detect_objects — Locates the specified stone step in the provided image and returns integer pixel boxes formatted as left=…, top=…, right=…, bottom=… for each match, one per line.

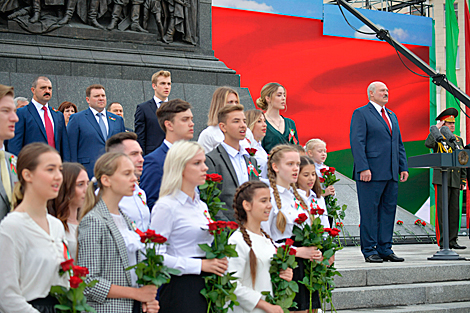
left=329, top=280, right=470, bottom=310
left=334, top=300, right=470, bottom=312
left=335, top=263, right=470, bottom=288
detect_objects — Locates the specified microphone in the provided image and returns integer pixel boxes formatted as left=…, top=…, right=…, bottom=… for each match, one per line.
left=430, top=125, right=445, bottom=143
left=440, top=126, right=457, bottom=146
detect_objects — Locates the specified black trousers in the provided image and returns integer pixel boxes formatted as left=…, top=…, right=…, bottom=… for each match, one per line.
left=435, top=185, right=460, bottom=246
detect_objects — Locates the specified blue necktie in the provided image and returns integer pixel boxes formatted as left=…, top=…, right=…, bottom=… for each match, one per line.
left=97, top=112, right=107, bottom=139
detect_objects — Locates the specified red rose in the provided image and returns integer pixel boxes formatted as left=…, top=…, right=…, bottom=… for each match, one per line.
left=60, top=259, right=74, bottom=272
left=332, top=228, right=341, bottom=232
left=329, top=230, right=340, bottom=237
left=323, top=228, right=331, bottom=233
left=396, top=220, right=403, bottom=225
left=414, top=219, right=421, bottom=225
left=320, top=168, right=328, bottom=174
left=289, top=248, right=296, bottom=255
left=328, top=167, right=336, bottom=174
left=285, top=238, right=294, bottom=246
left=421, top=221, right=426, bottom=226
left=140, top=234, right=149, bottom=243
left=294, top=213, right=308, bottom=224
left=207, top=173, right=223, bottom=182
left=319, top=178, right=325, bottom=183
left=216, top=221, right=227, bottom=228
left=280, top=245, right=286, bottom=251
left=151, top=234, right=168, bottom=244
left=69, top=275, right=83, bottom=288
left=72, top=265, right=89, bottom=277
left=245, top=148, right=257, bottom=156
left=208, top=222, right=218, bottom=231
left=316, top=208, right=325, bottom=215
left=227, top=221, right=239, bottom=230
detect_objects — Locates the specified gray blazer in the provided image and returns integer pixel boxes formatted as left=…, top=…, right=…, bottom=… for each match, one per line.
left=205, top=144, right=259, bottom=221
left=77, top=199, right=140, bottom=313
left=0, top=151, right=18, bottom=222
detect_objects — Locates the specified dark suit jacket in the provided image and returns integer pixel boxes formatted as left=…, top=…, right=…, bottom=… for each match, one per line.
left=134, top=98, right=165, bottom=155
left=140, top=142, right=169, bottom=210
left=67, top=108, right=126, bottom=178
left=425, top=133, right=466, bottom=188
left=350, top=102, right=408, bottom=181
left=7, top=102, right=71, bottom=161
left=205, top=144, right=259, bottom=221
left=0, top=151, right=18, bottom=222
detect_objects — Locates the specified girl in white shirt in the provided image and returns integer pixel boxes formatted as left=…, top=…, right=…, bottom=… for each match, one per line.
left=262, top=145, right=322, bottom=313
left=245, top=109, right=268, bottom=179
left=78, top=152, right=159, bottom=313
left=48, top=162, right=88, bottom=260
left=228, top=181, right=293, bottom=313
left=150, top=141, right=228, bottom=313
left=0, top=143, right=68, bottom=313
left=305, top=139, right=335, bottom=197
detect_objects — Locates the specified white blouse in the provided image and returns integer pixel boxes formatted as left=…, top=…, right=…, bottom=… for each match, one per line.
left=298, top=189, right=330, bottom=228
left=0, top=212, right=69, bottom=313
left=198, top=125, right=251, bottom=154
left=261, top=185, right=312, bottom=242
left=118, top=183, right=151, bottom=232
left=244, top=136, right=268, bottom=180
left=228, top=229, right=277, bottom=313
left=150, top=190, right=213, bottom=275
left=66, top=222, right=79, bottom=260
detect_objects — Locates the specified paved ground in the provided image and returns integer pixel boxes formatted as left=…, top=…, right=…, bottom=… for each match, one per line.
left=335, top=236, right=470, bottom=269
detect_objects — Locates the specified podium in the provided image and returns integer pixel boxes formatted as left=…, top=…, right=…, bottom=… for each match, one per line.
left=408, top=149, right=470, bottom=260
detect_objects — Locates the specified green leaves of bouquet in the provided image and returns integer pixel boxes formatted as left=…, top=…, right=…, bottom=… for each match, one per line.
left=127, top=229, right=180, bottom=288
left=263, top=238, right=299, bottom=313
left=199, top=221, right=239, bottom=313
left=320, top=167, right=347, bottom=225
left=199, top=174, right=226, bottom=218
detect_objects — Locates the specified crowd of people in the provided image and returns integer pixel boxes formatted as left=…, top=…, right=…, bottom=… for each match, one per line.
left=0, top=73, right=411, bottom=313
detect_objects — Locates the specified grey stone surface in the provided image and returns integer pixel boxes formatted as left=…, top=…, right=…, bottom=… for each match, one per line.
left=0, top=57, right=17, bottom=73
left=335, top=301, right=470, bottom=312
left=0, top=72, right=11, bottom=86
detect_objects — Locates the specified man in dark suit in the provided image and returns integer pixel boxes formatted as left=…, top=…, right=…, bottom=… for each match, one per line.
left=134, top=70, right=171, bottom=155
left=0, top=84, right=19, bottom=221
left=67, top=84, right=126, bottom=178
left=140, top=99, right=194, bottom=209
left=8, top=76, right=70, bottom=161
left=425, top=108, right=466, bottom=249
left=350, top=81, right=408, bottom=263
left=206, top=104, right=259, bottom=221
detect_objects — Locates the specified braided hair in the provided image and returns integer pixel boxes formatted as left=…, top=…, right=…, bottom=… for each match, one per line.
left=233, top=181, right=274, bottom=286
left=267, top=145, right=311, bottom=233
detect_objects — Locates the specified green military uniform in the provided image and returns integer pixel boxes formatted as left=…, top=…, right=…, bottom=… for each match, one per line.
left=424, top=108, right=466, bottom=248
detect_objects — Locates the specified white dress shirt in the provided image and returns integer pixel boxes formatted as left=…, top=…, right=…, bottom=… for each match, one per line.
left=228, top=229, right=277, bottom=313
left=153, top=96, right=168, bottom=110
left=89, top=107, right=109, bottom=134
left=32, top=99, right=55, bottom=131
left=198, top=126, right=251, bottom=154
left=118, top=183, right=151, bottom=232
left=221, top=142, right=249, bottom=185
left=261, top=185, right=312, bottom=242
left=150, top=190, right=213, bottom=275
left=163, top=139, right=173, bottom=149
left=246, top=139, right=268, bottom=179
left=66, top=222, right=79, bottom=261
left=0, top=212, right=69, bottom=313
left=298, top=189, right=330, bottom=228
left=370, top=101, right=392, bottom=131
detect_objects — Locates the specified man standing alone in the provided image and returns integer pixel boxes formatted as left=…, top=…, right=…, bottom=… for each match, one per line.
left=350, top=81, right=409, bottom=263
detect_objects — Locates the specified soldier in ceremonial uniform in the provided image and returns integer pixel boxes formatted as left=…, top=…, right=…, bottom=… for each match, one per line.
left=425, top=108, right=467, bottom=249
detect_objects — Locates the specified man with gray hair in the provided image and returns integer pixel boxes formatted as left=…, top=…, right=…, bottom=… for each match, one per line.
left=13, top=97, right=28, bottom=109
left=350, top=81, right=409, bottom=263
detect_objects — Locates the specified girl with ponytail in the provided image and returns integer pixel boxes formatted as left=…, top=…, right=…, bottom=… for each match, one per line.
left=263, top=145, right=322, bottom=313
left=0, top=143, right=68, bottom=313
left=228, top=181, right=292, bottom=313
left=77, top=152, right=159, bottom=313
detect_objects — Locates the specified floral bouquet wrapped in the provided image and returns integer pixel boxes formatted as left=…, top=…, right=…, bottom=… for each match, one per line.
left=320, top=167, right=347, bottom=227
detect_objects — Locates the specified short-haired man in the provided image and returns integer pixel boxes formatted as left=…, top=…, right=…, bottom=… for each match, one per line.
left=106, top=132, right=150, bottom=231
left=0, top=85, right=18, bottom=221
left=8, top=76, right=70, bottom=162
left=205, top=104, right=259, bottom=221
left=67, top=84, right=126, bottom=178
left=134, top=71, right=171, bottom=155
left=140, top=99, right=194, bottom=209
left=14, top=97, right=28, bottom=109
left=108, top=102, right=133, bottom=132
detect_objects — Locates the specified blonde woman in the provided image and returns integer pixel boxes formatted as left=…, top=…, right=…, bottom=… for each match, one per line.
left=77, top=152, right=159, bottom=313
left=150, top=141, right=228, bottom=313
left=256, top=83, right=299, bottom=153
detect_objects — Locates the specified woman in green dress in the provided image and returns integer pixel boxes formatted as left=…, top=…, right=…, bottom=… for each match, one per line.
left=256, top=83, right=299, bottom=154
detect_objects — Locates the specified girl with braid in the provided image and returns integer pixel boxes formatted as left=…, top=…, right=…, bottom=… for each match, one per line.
left=261, top=145, right=322, bottom=313
left=228, top=181, right=293, bottom=313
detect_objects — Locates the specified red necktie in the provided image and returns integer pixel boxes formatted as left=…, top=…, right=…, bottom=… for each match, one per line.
left=381, top=108, right=392, bottom=135
left=42, top=106, right=56, bottom=148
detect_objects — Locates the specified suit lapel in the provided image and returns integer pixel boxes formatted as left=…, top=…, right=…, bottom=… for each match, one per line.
left=27, top=103, right=47, bottom=140
left=217, top=145, right=239, bottom=187
left=85, top=109, right=106, bottom=143
left=0, top=153, right=14, bottom=211
left=50, top=109, right=61, bottom=148
left=368, top=102, right=391, bottom=136
left=96, top=200, right=132, bottom=286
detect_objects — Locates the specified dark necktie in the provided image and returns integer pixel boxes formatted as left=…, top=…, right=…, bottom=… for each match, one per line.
left=381, top=108, right=392, bottom=134
left=42, top=106, right=55, bottom=147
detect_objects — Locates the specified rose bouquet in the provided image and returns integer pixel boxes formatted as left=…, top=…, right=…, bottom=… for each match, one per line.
left=198, top=221, right=239, bottom=313
left=127, top=229, right=180, bottom=287
left=199, top=173, right=226, bottom=218
left=319, top=227, right=342, bottom=313
left=262, top=238, right=299, bottom=313
left=320, top=167, right=347, bottom=228
left=49, top=259, right=97, bottom=313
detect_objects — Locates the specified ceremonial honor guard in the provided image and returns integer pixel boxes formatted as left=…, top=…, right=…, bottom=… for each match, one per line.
left=425, top=108, right=467, bottom=249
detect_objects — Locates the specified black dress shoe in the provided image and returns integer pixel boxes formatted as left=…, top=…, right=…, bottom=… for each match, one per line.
left=382, top=253, right=404, bottom=262
left=450, top=243, right=467, bottom=249
left=365, top=255, right=383, bottom=263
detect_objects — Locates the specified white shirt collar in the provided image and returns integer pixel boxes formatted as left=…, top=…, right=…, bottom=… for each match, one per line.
left=221, top=142, right=248, bottom=158
left=164, top=139, right=173, bottom=149
left=174, top=189, right=200, bottom=206
left=32, top=98, right=48, bottom=110
left=89, top=106, right=106, bottom=117
left=370, top=101, right=386, bottom=114
left=153, top=96, right=168, bottom=106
